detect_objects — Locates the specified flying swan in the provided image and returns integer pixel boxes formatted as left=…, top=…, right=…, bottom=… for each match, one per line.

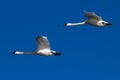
left=65, top=11, right=112, bottom=27
left=12, top=36, right=60, bottom=56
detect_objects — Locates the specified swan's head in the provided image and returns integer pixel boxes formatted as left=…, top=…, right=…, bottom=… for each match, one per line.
left=12, top=51, right=24, bottom=54
left=97, top=20, right=112, bottom=26
left=64, top=23, right=73, bottom=26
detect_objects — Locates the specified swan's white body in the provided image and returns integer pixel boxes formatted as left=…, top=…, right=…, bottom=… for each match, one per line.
left=13, top=36, right=60, bottom=56
left=65, top=11, right=112, bottom=27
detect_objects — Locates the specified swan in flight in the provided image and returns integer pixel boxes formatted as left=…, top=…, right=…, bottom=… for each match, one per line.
left=65, top=11, right=112, bottom=27
left=12, top=36, right=60, bottom=56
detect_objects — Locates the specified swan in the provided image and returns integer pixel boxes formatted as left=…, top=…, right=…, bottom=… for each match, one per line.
left=65, top=11, right=112, bottom=27
left=12, top=36, right=60, bottom=56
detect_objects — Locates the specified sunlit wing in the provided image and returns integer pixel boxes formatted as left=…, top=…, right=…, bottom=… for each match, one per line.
left=84, top=11, right=102, bottom=20
left=36, top=36, right=50, bottom=51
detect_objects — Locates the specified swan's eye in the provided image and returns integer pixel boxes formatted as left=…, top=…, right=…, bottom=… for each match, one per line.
left=102, top=22, right=105, bottom=24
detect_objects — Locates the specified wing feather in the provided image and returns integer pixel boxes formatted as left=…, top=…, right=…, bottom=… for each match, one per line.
left=36, top=36, right=50, bottom=51
left=84, top=11, right=102, bottom=20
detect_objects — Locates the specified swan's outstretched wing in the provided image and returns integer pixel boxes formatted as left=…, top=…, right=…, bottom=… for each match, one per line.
left=84, top=11, right=102, bottom=20
left=36, top=36, right=50, bottom=51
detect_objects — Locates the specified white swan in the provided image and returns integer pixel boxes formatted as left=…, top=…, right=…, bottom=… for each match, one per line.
left=12, top=36, right=60, bottom=56
left=65, top=11, right=112, bottom=27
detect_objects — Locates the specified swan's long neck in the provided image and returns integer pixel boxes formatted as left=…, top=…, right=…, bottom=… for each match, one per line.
left=13, top=51, right=33, bottom=54
left=65, top=21, right=86, bottom=26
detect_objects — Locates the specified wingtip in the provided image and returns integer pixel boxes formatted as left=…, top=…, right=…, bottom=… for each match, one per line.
left=84, top=11, right=95, bottom=14
left=36, top=36, right=47, bottom=39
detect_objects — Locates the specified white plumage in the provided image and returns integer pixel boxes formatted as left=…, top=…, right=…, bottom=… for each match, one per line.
left=12, top=36, right=60, bottom=56
left=65, top=11, right=112, bottom=27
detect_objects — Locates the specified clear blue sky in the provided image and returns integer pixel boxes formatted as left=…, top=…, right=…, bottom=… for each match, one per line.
left=0, top=0, right=120, bottom=80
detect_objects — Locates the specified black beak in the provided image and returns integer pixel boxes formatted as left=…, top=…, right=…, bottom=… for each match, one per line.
left=106, top=23, right=112, bottom=25
left=63, top=23, right=67, bottom=26
left=51, top=51, right=61, bottom=56
left=54, top=52, right=61, bottom=56
left=11, top=51, right=16, bottom=54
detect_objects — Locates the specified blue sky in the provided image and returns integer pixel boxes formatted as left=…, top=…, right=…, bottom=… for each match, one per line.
left=0, top=0, right=120, bottom=80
